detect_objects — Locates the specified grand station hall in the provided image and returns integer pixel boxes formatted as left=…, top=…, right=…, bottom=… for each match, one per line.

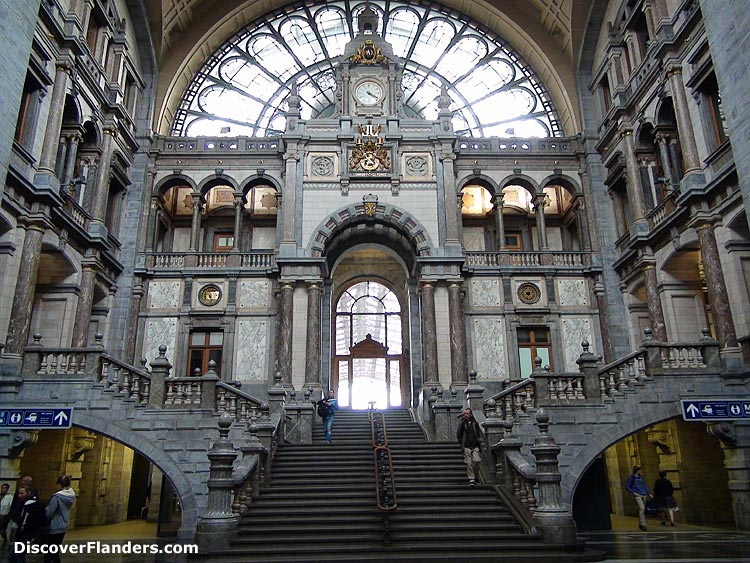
left=1, top=0, right=750, bottom=561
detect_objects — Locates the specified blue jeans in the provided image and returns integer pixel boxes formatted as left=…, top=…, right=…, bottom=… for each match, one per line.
left=323, top=415, right=334, bottom=442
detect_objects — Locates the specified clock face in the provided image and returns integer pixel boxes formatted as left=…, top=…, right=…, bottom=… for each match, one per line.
left=354, top=80, right=384, bottom=105
left=198, top=284, right=222, bottom=307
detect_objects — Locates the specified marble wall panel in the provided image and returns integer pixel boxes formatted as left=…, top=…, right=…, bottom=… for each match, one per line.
left=149, top=281, right=181, bottom=309
left=239, top=280, right=270, bottom=309
left=561, top=317, right=593, bottom=372
left=143, top=317, right=177, bottom=369
left=463, top=227, right=485, bottom=251
left=235, top=319, right=268, bottom=381
left=470, top=279, right=502, bottom=307
left=558, top=279, right=588, bottom=306
left=472, top=317, right=505, bottom=379
left=252, top=227, right=276, bottom=250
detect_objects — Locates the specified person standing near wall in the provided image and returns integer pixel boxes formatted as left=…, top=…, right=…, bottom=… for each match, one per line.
left=625, top=465, right=651, bottom=531
left=0, top=483, right=12, bottom=547
left=321, top=389, right=339, bottom=444
left=653, top=470, right=678, bottom=527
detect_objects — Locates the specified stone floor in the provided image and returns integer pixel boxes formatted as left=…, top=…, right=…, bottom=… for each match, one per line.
left=2, top=516, right=749, bottom=562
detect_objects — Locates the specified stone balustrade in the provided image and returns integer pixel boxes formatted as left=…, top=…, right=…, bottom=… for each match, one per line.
left=463, top=250, right=590, bottom=269
left=148, top=251, right=276, bottom=270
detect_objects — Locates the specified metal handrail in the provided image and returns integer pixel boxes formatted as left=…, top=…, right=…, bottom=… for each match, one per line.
left=368, top=408, right=397, bottom=544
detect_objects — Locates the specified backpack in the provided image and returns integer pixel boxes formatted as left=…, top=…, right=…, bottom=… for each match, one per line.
left=316, top=400, right=330, bottom=418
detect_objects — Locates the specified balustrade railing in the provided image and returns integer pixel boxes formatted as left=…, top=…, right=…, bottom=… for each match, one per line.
left=483, top=378, right=536, bottom=420
left=98, top=355, right=151, bottom=405
left=369, top=409, right=397, bottom=544
left=216, top=382, right=265, bottom=424
left=463, top=250, right=589, bottom=268
left=149, top=252, right=276, bottom=270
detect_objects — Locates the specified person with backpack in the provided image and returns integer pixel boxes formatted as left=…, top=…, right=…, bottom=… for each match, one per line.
left=457, top=408, right=483, bottom=486
left=9, top=485, right=45, bottom=563
left=625, top=465, right=651, bottom=531
left=317, top=390, right=339, bottom=444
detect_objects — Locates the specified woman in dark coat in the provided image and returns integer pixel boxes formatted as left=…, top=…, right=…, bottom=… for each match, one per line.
left=653, top=471, right=678, bottom=526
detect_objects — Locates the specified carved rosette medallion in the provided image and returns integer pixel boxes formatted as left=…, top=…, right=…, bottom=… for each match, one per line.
left=517, top=282, right=541, bottom=305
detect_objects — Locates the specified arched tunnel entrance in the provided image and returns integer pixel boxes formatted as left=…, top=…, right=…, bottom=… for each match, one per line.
left=572, top=416, right=734, bottom=531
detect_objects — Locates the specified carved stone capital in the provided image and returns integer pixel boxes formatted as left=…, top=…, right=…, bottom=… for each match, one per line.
left=707, top=421, right=737, bottom=448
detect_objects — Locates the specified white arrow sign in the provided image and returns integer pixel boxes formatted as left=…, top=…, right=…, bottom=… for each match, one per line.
left=53, top=411, right=68, bottom=426
left=685, top=403, right=700, bottom=418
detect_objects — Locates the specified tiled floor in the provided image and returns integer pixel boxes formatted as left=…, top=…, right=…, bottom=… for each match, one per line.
left=2, top=516, right=749, bottom=562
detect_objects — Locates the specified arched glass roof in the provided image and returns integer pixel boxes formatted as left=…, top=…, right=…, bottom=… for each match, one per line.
left=171, top=1, right=562, bottom=138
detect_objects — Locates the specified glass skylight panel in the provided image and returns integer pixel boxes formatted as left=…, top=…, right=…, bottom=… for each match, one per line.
left=173, top=0, right=561, bottom=138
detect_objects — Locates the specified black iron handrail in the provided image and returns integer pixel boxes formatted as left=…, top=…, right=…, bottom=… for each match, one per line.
left=368, top=408, right=397, bottom=544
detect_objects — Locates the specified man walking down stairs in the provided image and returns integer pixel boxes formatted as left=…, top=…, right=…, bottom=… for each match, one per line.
left=207, top=410, right=597, bottom=562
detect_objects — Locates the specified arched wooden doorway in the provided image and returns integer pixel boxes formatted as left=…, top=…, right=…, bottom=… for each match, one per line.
left=332, top=281, right=405, bottom=409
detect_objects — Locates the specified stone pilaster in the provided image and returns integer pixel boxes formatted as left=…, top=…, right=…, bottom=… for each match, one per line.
left=5, top=223, right=45, bottom=355
left=440, top=150, right=460, bottom=251
left=304, top=282, right=322, bottom=387
left=275, top=282, right=294, bottom=385
left=697, top=223, right=738, bottom=348
left=420, top=281, right=438, bottom=385
left=280, top=149, right=299, bottom=255
left=642, top=261, right=668, bottom=342
left=447, top=281, right=468, bottom=385
left=593, top=282, right=614, bottom=362
left=711, top=421, right=750, bottom=530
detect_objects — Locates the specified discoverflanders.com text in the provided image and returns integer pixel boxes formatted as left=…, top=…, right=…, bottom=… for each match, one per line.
left=14, top=540, right=199, bottom=556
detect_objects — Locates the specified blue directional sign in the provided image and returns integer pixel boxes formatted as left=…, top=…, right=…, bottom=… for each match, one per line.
left=0, top=408, right=73, bottom=428
left=681, top=400, right=750, bottom=421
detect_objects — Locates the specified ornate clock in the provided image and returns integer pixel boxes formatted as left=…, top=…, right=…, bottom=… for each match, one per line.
left=354, top=80, right=384, bottom=105
left=198, top=284, right=222, bottom=307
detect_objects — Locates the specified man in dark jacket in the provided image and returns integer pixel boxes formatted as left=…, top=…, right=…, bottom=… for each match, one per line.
left=9, top=485, right=45, bottom=563
left=457, top=408, right=482, bottom=486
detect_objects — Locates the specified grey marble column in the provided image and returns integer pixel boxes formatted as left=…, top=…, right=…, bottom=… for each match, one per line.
left=275, top=282, right=295, bottom=385
left=666, top=66, right=701, bottom=173
left=62, top=133, right=81, bottom=187
left=533, top=192, right=549, bottom=250
left=5, top=224, right=45, bottom=354
left=88, top=125, right=115, bottom=222
left=621, top=128, right=648, bottom=221
left=37, top=61, right=72, bottom=176
left=71, top=264, right=97, bottom=347
left=420, top=281, right=439, bottom=385
left=304, top=282, right=322, bottom=386
left=189, top=193, right=203, bottom=251
left=642, top=263, right=668, bottom=342
left=232, top=193, right=244, bottom=251
left=448, top=282, right=468, bottom=385
left=492, top=193, right=506, bottom=250
left=125, top=283, right=144, bottom=363
left=656, top=133, right=677, bottom=189
left=697, top=223, right=738, bottom=348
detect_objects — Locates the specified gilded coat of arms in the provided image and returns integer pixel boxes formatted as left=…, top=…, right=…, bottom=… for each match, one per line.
left=349, top=39, right=387, bottom=64
left=349, top=123, right=390, bottom=172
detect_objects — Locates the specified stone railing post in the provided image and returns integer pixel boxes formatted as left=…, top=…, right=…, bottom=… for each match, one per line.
left=432, top=390, right=462, bottom=442
left=200, top=360, right=220, bottom=411
left=196, top=413, right=239, bottom=552
left=576, top=340, right=602, bottom=402
left=640, top=328, right=664, bottom=376
left=83, top=333, right=105, bottom=378
left=530, top=357, right=549, bottom=403
left=530, top=408, right=577, bottom=545
left=238, top=416, right=266, bottom=503
left=699, top=328, right=721, bottom=370
left=482, top=399, right=506, bottom=484
left=267, top=370, right=286, bottom=416
left=464, top=370, right=485, bottom=414
left=148, top=345, right=171, bottom=408
left=255, top=404, right=275, bottom=481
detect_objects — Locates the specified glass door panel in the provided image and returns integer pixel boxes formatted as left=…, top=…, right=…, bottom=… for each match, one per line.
left=351, top=358, right=387, bottom=410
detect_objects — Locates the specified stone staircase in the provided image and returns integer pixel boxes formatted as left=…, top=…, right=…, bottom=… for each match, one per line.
left=211, top=410, right=596, bottom=562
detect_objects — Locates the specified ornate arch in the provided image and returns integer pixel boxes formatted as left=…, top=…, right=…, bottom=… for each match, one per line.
left=499, top=173, right=539, bottom=195
left=197, top=173, right=239, bottom=196
left=153, top=173, right=198, bottom=196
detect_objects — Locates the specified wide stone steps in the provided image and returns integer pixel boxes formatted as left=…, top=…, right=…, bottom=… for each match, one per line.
left=213, top=410, right=592, bottom=562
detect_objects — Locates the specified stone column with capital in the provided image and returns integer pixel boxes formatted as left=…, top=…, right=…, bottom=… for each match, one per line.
left=71, top=263, right=97, bottom=347
left=304, top=282, right=322, bottom=387
left=189, top=193, right=204, bottom=251
left=5, top=224, right=45, bottom=355
left=87, top=124, right=116, bottom=230
left=666, top=66, right=701, bottom=174
left=642, top=262, right=668, bottom=342
left=533, top=192, right=549, bottom=250
left=593, top=282, right=614, bottom=363
left=232, top=193, right=244, bottom=251
left=35, top=60, right=72, bottom=192
left=420, top=281, right=439, bottom=385
left=448, top=282, right=468, bottom=385
left=697, top=223, right=738, bottom=348
left=655, top=133, right=678, bottom=190
left=275, top=282, right=295, bottom=385
left=621, top=128, right=648, bottom=223
left=492, top=192, right=506, bottom=250
left=62, top=132, right=82, bottom=188
left=280, top=149, right=299, bottom=255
